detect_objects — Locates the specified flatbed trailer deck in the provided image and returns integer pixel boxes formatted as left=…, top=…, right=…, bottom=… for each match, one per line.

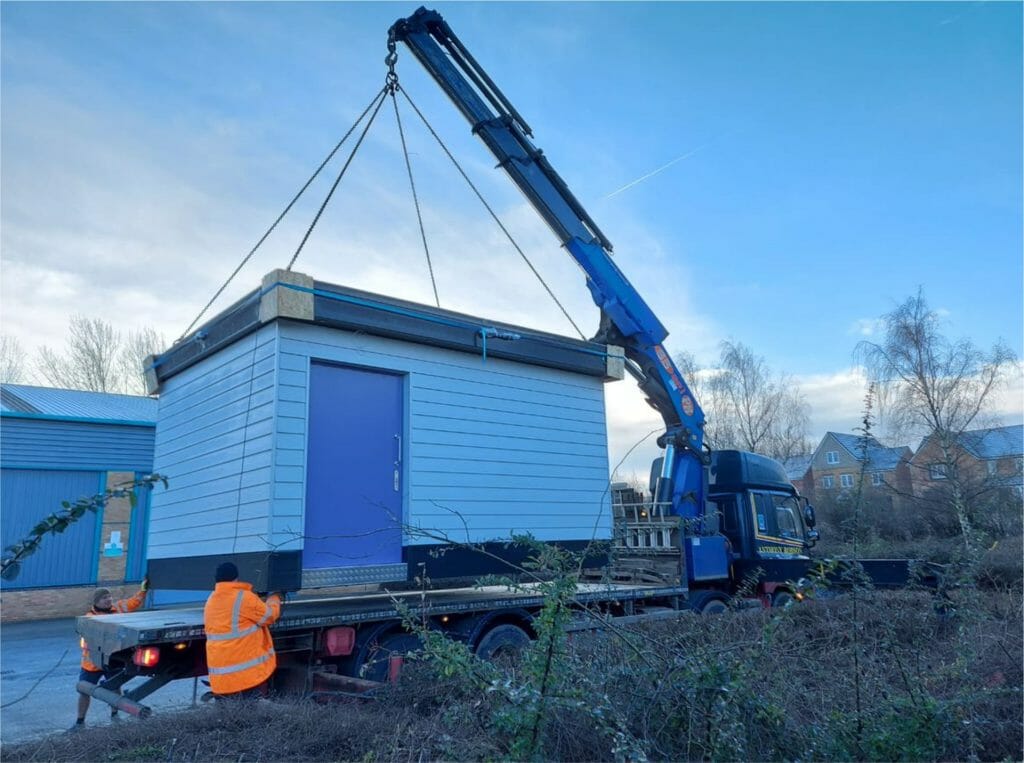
left=78, top=582, right=687, bottom=685
left=76, top=568, right=937, bottom=716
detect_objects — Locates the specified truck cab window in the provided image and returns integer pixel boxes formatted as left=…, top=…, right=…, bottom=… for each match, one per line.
left=713, top=495, right=739, bottom=534
left=776, top=504, right=799, bottom=539
left=752, top=492, right=807, bottom=541
left=752, top=492, right=776, bottom=535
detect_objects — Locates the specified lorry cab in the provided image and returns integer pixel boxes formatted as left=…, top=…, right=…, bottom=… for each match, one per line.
left=707, top=450, right=818, bottom=562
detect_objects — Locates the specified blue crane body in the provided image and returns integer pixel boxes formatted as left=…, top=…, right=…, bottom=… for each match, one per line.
left=389, top=7, right=737, bottom=580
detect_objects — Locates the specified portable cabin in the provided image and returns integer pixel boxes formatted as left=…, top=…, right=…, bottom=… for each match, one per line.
left=145, top=270, right=623, bottom=596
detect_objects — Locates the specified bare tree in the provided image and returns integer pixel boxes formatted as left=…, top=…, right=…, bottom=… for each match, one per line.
left=676, top=342, right=812, bottom=461
left=0, top=335, right=27, bottom=384
left=36, top=316, right=123, bottom=392
left=674, top=350, right=735, bottom=452
left=119, top=328, right=166, bottom=395
left=856, top=289, right=1015, bottom=548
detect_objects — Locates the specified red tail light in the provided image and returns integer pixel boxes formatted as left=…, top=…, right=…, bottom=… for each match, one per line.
left=324, top=626, right=356, bottom=656
left=133, top=646, right=160, bottom=667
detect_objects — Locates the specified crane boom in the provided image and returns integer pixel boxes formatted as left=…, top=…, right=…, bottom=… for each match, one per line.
left=389, top=7, right=708, bottom=517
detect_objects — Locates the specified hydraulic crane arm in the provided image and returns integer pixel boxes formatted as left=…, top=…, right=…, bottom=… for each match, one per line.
left=389, top=8, right=708, bottom=513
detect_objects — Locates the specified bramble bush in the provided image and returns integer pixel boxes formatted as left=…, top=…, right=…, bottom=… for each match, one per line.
left=8, top=583, right=1020, bottom=761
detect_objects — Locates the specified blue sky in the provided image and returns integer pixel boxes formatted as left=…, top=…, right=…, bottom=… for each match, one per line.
left=2, top=2, right=1021, bottom=474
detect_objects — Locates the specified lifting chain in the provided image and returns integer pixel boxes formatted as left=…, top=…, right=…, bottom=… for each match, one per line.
left=385, top=38, right=399, bottom=94
left=383, top=31, right=582, bottom=334
left=386, top=37, right=441, bottom=307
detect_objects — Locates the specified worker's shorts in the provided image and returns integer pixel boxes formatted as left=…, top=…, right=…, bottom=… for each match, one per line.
left=79, top=667, right=117, bottom=684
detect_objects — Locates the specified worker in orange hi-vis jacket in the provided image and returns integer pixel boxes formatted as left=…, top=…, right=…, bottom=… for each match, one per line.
left=73, top=579, right=148, bottom=730
left=203, top=562, right=283, bottom=701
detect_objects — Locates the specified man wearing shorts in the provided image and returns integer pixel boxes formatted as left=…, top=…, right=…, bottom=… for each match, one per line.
left=73, top=581, right=147, bottom=729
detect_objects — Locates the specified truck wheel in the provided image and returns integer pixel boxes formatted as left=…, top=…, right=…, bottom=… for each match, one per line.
left=688, top=591, right=728, bottom=615
left=772, top=591, right=794, bottom=609
left=475, top=624, right=531, bottom=662
left=360, top=632, right=421, bottom=683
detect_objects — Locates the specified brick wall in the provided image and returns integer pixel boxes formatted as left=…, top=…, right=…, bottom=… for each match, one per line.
left=97, top=471, right=133, bottom=583
left=0, top=583, right=145, bottom=624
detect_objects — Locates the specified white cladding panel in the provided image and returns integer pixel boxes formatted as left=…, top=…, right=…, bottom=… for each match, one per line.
left=147, top=325, right=279, bottom=559
left=278, top=322, right=613, bottom=545
left=148, top=320, right=613, bottom=562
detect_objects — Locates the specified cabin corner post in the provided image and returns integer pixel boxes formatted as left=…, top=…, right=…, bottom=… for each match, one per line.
left=260, top=269, right=315, bottom=323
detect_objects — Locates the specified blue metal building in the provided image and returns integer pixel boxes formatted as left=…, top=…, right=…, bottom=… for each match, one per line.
left=1, top=384, right=158, bottom=590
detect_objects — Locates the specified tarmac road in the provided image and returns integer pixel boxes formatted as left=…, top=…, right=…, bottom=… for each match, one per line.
left=1, top=617, right=200, bottom=746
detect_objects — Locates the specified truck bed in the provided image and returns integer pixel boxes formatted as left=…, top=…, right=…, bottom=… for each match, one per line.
left=78, top=582, right=685, bottom=660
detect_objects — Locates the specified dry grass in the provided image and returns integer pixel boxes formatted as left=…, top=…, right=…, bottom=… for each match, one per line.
left=4, top=589, right=1021, bottom=762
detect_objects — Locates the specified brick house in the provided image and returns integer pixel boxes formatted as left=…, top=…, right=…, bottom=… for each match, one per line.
left=782, top=454, right=814, bottom=497
left=909, top=424, right=1024, bottom=500
left=0, top=384, right=157, bottom=622
left=807, top=432, right=913, bottom=503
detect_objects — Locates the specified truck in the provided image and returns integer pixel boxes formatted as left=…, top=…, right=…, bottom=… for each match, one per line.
left=77, top=7, right=929, bottom=716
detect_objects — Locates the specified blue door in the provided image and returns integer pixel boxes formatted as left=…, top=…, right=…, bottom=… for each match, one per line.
left=304, top=362, right=404, bottom=570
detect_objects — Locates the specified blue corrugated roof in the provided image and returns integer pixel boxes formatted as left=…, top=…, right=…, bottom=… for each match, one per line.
left=959, top=425, right=1024, bottom=460
left=827, top=432, right=907, bottom=471
left=0, top=384, right=157, bottom=424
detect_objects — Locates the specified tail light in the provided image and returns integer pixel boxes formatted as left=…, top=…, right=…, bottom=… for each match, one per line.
left=324, top=626, right=356, bottom=657
left=133, top=646, right=160, bottom=667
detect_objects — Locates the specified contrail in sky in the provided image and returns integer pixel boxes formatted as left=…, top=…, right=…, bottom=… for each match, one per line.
left=602, top=131, right=735, bottom=200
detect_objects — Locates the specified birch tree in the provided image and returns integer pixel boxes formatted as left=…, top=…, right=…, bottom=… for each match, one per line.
left=676, top=342, right=812, bottom=461
left=0, top=335, right=27, bottom=384
left=35, top=316, right=164, bottom=395
left=857, top=289, right=1015, bottom=547
left=119, top=327, right=166, bottom=395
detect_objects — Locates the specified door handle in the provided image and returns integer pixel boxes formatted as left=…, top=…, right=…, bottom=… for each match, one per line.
left=394, top=434, right=402, bottom=492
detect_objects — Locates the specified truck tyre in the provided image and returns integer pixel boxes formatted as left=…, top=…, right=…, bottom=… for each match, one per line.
left=475, top=624, right=531, bottom=662
left=688, top=591, right=728, bottom=615
left=771, top=590, right=794, bottom=609
left=360, top=632, right=422, bottom=683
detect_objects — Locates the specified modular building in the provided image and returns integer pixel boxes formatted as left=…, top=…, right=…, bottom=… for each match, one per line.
left=145, top=270, right=623, bottom=599
left=0, top=384, right=157, bottom=622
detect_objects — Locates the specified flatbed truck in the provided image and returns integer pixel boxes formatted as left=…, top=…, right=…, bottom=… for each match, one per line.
left=78, top=581, right=697, bottom=716
left=77, top=449, right=930, bottom=717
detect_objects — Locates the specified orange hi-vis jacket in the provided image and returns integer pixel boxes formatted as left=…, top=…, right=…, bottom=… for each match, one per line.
left=80, top=589, right=147, bottom=671
left=204, top=582, right=282, bottom=695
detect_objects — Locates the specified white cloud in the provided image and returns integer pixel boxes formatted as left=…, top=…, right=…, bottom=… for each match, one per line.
left=991, top=361, right=1024, bottom=425
left=848, top=318, right=884, bottom=337
left=797, top=368, right=872, bottom=439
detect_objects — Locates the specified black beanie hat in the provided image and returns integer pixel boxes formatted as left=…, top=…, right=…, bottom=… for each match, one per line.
left=215, top=562, right=239, bottom=583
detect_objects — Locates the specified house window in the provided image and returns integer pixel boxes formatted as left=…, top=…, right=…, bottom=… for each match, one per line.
left=840, top=474, right=854, bottom=488
left=871, top=472, right=883, bottom=487
left=929, top=463, right=948, bottom=480
left=822, top=475, right=834, bottom=489
left=826, top=451, right=839, bottom=465
left=986, top=460, right=998, bottom=476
